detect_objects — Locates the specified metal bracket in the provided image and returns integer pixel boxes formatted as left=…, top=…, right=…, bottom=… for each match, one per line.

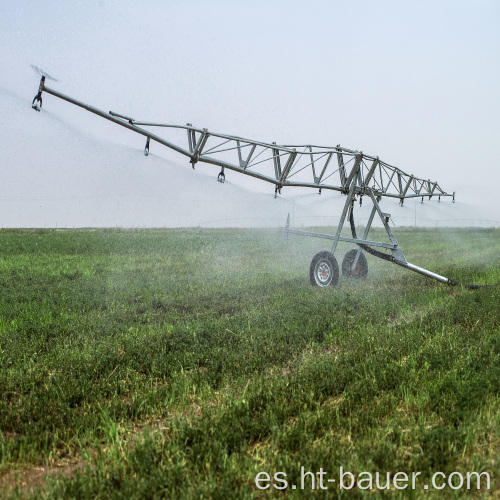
left=190, top=128, right=209, bottom=168
left=109, top=111, right=135, bottom=124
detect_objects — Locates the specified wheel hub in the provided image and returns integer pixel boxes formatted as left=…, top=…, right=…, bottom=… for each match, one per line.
left=317, top=261, right=331, bottom=284
left=310, top=251, right=339, bottom=287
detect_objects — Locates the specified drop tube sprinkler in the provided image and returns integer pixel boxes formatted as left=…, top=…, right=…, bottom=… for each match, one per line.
left=31, top=74, right=484, bottom=289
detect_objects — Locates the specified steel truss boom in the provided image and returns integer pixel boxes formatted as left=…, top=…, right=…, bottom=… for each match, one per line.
left=31, top=76, right=453, bottom=202
left=32, top=76, right=479, bottom=288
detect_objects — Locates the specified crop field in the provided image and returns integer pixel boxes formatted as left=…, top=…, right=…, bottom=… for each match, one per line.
left=0, top=227, right=498, bottom=498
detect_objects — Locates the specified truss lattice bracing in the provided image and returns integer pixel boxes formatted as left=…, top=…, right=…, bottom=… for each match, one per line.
left=33, top=77, right=453, bottom=203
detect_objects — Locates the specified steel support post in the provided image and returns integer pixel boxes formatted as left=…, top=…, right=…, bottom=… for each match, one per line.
left=330, top=178, right=357, bottom=256
left=351, top=203, right=378, bottom=270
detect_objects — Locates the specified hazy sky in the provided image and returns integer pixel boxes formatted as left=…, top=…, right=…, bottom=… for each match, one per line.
left=1, top=0, right=499, bottom=223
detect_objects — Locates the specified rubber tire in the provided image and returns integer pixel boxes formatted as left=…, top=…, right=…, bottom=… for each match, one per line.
left=310, top=251, right=339, bottom=287
left=341, top=249, right=368, bottom=279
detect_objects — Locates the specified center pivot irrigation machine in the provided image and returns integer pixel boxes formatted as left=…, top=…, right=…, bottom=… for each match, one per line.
left=31, top=70, right=483, bottom=289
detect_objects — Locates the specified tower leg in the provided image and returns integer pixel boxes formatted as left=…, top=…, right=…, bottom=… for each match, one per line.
left=330, top=181, right=357, bottom=256
left=351, top=203, right=377, bottom=270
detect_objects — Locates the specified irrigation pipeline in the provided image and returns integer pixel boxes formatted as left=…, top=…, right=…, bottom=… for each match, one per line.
left=349, top=210, right=493, bottom=290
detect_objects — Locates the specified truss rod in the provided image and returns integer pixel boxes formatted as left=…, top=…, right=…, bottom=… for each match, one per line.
left=285, top=228, right=398, bottom=250
left=42, top=85, right=192, bottom=158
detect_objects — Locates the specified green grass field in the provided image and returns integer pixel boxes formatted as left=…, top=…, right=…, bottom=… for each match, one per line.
left=0, top=227, right=498, bottom=498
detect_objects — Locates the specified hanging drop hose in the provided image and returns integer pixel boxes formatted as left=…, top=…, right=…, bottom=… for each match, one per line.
left=447, top=279, right=485, bottom=290
left=349, top=208, right=392, bottom=262
left=349, top=208, right=494, bottom=289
